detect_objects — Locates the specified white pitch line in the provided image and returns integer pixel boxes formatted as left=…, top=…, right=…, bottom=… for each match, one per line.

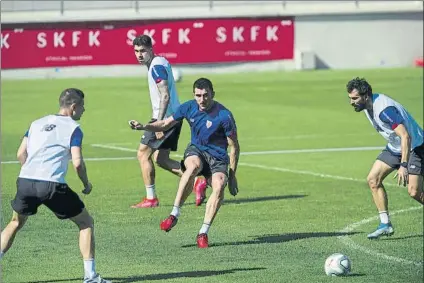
left=1, top=145, right=398, bottom=187
left=90, top=143, right=384, bottom=156
left=239, top=162, right=398, bottom=188
left=90, top=144, right=137, bottom=152
left=337, top=206, right=423, bottom=266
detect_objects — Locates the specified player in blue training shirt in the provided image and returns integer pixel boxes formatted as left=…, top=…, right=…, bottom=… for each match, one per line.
left=129, top=77, right=240, bottom=248
left=347, top=77, right=424, bottom=240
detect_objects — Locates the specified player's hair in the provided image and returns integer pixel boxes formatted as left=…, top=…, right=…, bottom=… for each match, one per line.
left=346, top=77, right=373, bottom=97
left=133, top=35, right=153, bottom=48
left=193, top=78, right=214, bottom=92
left=59, top=88, right=85, bottom=107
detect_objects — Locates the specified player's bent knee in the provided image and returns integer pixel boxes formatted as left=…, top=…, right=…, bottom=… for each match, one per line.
left=211, top=173, right=227, bottom=189
left=184, top=157, right=202, bottom=173
left=408, top=183, right=420, bottom=198
left=71, top=209, right=94, bottom=230
left=366, top=175, right=381, bottom=190
left=10, top=213, right=27, bottom=230
left=137, top=149, right=150, bottom=161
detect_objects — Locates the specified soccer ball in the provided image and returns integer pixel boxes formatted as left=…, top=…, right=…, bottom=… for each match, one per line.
left=324, top=253, right=351, bottom=276
left=172, top=68, right=182, bottom=83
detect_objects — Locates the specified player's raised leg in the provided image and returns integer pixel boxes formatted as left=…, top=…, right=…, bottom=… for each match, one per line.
left=154, top=149, right=183, bottom=177
left=160, top=155, right=202, bottom=232
left=197, top=172, right=227, bottom=248
left=131, top=143, right=159, bottom=208
left=366, top=159, right=396, bottom=239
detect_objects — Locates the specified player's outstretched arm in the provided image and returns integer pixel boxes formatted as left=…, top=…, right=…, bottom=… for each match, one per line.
left=17, top=137, right=28, bottom=166
left=128, top=116, right=178, bottom=132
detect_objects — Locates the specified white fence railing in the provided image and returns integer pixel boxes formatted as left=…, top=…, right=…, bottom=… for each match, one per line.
left=3, top=1, right=415, bottom=14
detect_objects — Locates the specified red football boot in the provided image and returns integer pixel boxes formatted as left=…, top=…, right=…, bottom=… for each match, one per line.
left=130, top=197, right=159, bottom=208
left=197, top=233, right=209, bottom=248
left=160, top=215, right=178, bottom=232
left=194, top=177, right=207, bottom=206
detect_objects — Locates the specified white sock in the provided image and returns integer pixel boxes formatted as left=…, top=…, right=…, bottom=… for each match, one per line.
left=83, top=258, right=96, bottom=279
left=0, top=251, right=4, bottom=260
left=379, top=211, right=389, bottom=224
left=171, top=206, right=180, bottom=218
left=146, top=184, right=156, bottom=199
left=199, top=223, right=211, bottom=235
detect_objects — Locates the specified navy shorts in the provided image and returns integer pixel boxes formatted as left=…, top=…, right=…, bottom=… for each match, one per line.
left=181, top=144, right=228, bottom=179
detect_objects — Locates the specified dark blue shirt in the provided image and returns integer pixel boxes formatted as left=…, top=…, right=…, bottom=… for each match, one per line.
left=151, top=65, right=168, bottom=83
left=173, top=100, right=237, bottom=162
left=379, top=106, right=404, bottom=130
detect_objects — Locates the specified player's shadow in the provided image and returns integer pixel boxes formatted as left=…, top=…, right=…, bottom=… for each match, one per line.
left=110, top=267, right=266, bottom=282
left=225, top=194, right=307, bottom=205
left=23, top=267, right=266, bottom=283
left=347, top=273, right=367, bottom=277
left=182, top=232, right=361, bottom=248
left=381, top=234, right=423, bottom=241
left=180, top=194, right=307, bottom=207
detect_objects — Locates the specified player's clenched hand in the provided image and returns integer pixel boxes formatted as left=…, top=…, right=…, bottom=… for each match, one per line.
left=82, top=182, right=92, bottom=195
left=128, top=120, right=143, bottom=130
left=228, top=174, right=238, bottom=196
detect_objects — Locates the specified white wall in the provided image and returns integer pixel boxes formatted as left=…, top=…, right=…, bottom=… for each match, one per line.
left=296, top=12, right=423, bottom=69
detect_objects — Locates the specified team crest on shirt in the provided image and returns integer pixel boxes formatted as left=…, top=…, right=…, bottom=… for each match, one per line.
left=206, top=120, right=212, bottom=128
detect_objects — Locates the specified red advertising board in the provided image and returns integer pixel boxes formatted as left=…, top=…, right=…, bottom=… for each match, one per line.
left=1, top=18, right=294, bottom=69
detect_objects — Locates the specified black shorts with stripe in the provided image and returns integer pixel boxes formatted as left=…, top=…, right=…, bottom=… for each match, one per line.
left=12, top=178, right=85, bottom=219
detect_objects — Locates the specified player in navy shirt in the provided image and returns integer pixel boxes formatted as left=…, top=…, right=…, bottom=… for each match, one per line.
left=129, top=78, right=240, bottom=248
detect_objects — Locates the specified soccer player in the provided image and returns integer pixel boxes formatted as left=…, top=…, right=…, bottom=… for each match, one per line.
left=0, top=89, right=111, bottom=283
left=129, top=78, right=240, bottom=248
left=346, top=77, right=424, bottom=239
left=131, top=35, right=207, bottom=208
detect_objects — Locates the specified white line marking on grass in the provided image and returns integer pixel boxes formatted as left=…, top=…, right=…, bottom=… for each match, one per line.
left=1, top=157, right=137, bottom=164
left=238, top=162, right=398, bottom=188
left=338, top=206, right=423, bottom=266
left=239, top=146, right=383, bottom=156
left=91, top=144, right=137, bottom=152
left=90, top=144, right=384, bottom=156
left=1, top=145, right=396, bottom=186
left=241, top=133, right=379, bottom=141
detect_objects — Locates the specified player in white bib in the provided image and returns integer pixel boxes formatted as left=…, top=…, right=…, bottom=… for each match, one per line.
left=130, top=35, right=207, bottom=208
left=347, top=77, right=424, bottom=239
left=0, top=88, right=111, bottom=283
